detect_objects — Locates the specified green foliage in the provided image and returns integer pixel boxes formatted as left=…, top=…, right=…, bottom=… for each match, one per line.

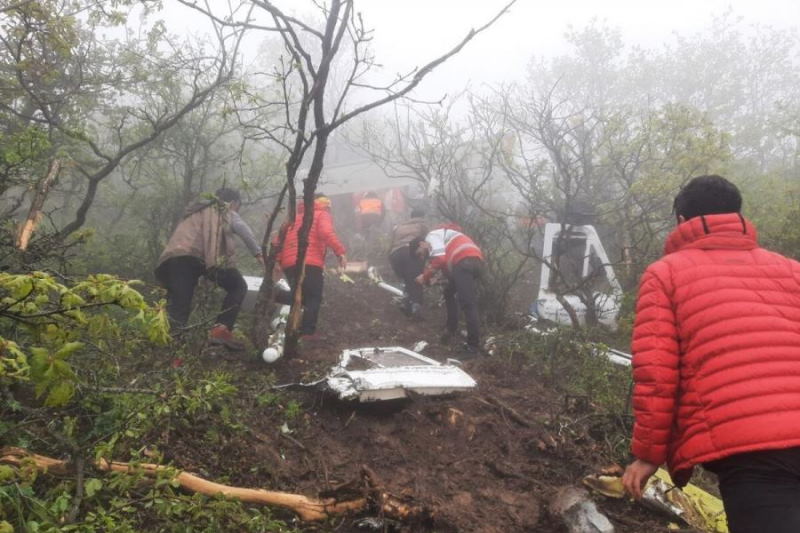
left=1, top=364, right=299, bottom=532
left=0, top=471, right=297, bottom=533
left=495, top=326, right=633, bottom=462
left=0, top=125, right=51, bottom=185
left=282, top=400, right=302, bottom=422
left=498, top=327, right=631, bottom=414
left=0, top=272, right=169, bottom=407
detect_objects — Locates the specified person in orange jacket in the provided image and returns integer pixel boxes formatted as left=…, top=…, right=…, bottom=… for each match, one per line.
left=414, top=224, right=484, bottom=357
left=274, top=194, right=346, bottom=339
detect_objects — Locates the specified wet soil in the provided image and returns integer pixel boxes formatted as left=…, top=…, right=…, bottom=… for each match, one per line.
left=161, top=263, right=680, bottom=532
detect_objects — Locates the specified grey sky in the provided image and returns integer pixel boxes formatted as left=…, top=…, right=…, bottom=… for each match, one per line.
left=358, top=0, right=799, bottom=99
left=155, top=1, right=798, bottom=101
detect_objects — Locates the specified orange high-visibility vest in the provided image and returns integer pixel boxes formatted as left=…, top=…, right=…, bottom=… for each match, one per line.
left=358, top=197, right=383, bottom=215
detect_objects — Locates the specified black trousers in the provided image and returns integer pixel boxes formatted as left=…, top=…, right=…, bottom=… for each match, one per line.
left=156, top=256, right=247, bottom=329
left=443, top=257, right=483, bottom=347
left=705, top=447, right=800, bottom=533
left=280, top=265, right=324, bottom=335
left=389, top=245, right=424, bottom=305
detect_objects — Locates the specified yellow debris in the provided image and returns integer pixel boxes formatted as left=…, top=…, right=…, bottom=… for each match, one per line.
left=582, top=468, right=728, bottom=533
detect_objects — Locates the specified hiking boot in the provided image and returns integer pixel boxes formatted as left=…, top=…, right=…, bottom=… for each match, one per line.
left=208, top=324, right=245, bottom=351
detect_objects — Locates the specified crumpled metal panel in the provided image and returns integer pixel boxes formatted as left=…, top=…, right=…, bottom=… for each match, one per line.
left=326, top=346, right=477, bottom=402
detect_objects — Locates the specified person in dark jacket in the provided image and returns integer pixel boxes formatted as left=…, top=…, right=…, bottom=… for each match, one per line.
left=155, top=188, right=263, bottom=350
left=388, top=209, right=428, bottom=316
left=622, top=175, right=800, bottom=533
left=274, top=194, right=346, bottom=339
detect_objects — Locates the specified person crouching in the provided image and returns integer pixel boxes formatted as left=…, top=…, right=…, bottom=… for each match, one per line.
left=414, top=224, right=484, bottom=357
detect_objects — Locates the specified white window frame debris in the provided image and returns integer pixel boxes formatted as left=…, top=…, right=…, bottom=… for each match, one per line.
left=242, top=275, right=265, bottom=311
left=326, top=346, right=477, bottom=402
left=533, top=223, right=623, bottom=329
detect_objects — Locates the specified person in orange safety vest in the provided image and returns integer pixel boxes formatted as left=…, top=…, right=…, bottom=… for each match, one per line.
left=356, top=191, right=384, bottom=238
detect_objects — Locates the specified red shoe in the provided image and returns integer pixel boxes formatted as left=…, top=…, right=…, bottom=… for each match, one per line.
left=208, top=324, right=245, bottom=351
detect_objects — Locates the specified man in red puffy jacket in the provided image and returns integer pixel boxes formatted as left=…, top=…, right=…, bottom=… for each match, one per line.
left=275, top=194, right=346, bottom=339
left=623, top=175, right=800, bottom=533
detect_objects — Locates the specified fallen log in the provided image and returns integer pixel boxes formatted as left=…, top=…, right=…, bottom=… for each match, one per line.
left=1, top=447, right=374, bottom=522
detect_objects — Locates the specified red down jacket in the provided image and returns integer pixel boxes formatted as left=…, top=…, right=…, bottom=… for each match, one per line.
left=277, top=198, right=346, bottom=269
left=631, top=212, right=800, bottom=485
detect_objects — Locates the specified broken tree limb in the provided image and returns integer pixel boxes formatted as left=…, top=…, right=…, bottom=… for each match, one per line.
left=361, top=465, right=431, bottom=522
left=477, top=395, right=534, bottom=428
left=16, top=159, right=61, bottom=251
left=0, top=447, right=365, bottom=521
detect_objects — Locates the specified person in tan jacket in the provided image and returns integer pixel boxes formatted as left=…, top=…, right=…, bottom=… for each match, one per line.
left=155, top=188, right=263, bottom=350
left=388, top=208, right=428, bottom=316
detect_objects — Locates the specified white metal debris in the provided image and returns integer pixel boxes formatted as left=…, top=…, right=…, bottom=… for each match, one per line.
left=326, top=346, right=477, bottom=402
left=532, top=223, right=622, bottom=330
left=602, top=348, right=632, bottom=367
left=367, top=266, right=405, bottom=297
left=262, top=303, right=290, bottom=363
left=525, top=317, right=632, bottom=367
left=550, top=486, right=616, bottom=533
left=238, top=276, right=292, bottom=362
left=242, top=275, right=264, bottom=311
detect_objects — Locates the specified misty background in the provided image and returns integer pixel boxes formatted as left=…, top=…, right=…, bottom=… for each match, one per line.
left=2, top=0, right=799, bottom=324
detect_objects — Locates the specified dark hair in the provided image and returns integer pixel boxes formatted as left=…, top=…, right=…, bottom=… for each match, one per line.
left=408, top=236, right=424, bottom=257
left=673, top=175, right=741, bottom=220
left=410, top=208, right=425, bottom=218
left=215, top=187, right=241, bottom=204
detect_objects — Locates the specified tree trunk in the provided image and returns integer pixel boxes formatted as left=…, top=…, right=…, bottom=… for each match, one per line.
left=284, top=131, right=330, bottom=355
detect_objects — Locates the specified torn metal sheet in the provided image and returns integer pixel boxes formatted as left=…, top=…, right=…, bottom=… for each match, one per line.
left=582, top=469, right=727, bottom=533
left=243, top=276, right=291, bottom=312
left=327, top=346, right=477, bottom=402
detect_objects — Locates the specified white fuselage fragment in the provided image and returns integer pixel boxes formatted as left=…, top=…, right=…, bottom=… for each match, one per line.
left=533, top=223, right=623, bottom=329
left=326, top=346, right=477, bottom=402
